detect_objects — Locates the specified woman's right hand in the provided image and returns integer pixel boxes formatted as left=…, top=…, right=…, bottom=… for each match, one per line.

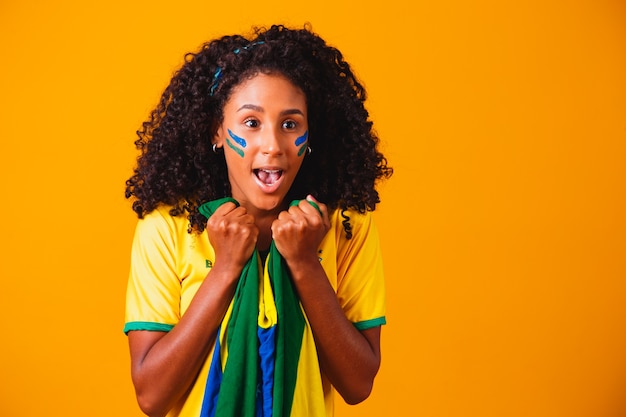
left=129, top=202, right=258, bottom=417
left=205, top=202, right=258, bottom=277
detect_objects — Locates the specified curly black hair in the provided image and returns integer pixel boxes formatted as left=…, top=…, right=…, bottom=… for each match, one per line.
left=125, top=24, right=393, bottom=233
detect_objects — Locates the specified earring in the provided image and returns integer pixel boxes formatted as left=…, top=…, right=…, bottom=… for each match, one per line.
left=307, top=146, right=312, bottom=154
left=212, top=143, right=218, bottom=153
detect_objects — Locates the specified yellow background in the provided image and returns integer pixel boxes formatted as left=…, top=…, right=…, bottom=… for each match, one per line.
left=1, top=1, right=625, bottom=416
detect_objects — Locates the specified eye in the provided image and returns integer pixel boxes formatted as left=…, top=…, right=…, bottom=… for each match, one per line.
left=244, top=118, right=259, bottom=128
left=282, top=120, right=297, bottom=130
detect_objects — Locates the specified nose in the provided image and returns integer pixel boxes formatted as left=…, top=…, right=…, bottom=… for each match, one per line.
left=260, top=127, right=284, bottom=156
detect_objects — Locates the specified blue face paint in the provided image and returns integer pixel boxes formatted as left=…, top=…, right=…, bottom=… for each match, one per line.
left=295, top=131, right=309, bottom=157
left=226, top=129, right=246, bottom=158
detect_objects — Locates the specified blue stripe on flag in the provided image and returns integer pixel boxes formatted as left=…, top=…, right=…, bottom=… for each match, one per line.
left=201, top=327, right=224, bottom=417
left=257, top=325, right=277, bottom=417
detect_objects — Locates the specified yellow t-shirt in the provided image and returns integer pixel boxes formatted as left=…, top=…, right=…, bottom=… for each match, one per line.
left=124, top=205, right=386, bottom=416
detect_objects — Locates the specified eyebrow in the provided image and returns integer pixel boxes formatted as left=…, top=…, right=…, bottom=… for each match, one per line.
left=236, top=104, right=304, bottom=116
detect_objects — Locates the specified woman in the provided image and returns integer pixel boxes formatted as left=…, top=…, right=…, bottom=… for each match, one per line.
left=124, top=24, right=392, bottom=417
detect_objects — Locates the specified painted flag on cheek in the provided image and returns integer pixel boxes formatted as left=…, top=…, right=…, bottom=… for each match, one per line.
left=198, top=198, right=326, bottom=417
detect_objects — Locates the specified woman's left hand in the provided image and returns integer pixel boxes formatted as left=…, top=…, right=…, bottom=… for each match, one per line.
left=272, top=195, right=382, bottom=405
left=271, top=195, right=330, bottom=264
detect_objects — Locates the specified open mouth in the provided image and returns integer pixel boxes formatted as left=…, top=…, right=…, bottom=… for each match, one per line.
left=254, top=169, right=283, bottom=186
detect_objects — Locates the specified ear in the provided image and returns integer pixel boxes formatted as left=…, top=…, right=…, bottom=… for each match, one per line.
left=212, top=125, right=225, bottom=149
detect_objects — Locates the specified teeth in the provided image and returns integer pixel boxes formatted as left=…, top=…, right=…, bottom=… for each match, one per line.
left=256, top=169, right=282, bottom=185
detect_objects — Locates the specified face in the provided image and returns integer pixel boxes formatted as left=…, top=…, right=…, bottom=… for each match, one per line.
left=214, top=73, right=309, bottom=215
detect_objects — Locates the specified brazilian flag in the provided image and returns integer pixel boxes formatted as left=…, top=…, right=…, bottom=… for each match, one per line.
left=198, top=198, right=326, bottom=417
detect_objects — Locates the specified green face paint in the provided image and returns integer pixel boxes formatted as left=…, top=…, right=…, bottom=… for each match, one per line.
left=295, top=131, right=309, bottom=157
left=226, top=129, right=246, bottom=158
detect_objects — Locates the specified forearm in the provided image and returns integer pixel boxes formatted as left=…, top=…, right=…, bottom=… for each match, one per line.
left=287, top=257, right=381, bottom=404
left=129, top=265, right=239, bottom=416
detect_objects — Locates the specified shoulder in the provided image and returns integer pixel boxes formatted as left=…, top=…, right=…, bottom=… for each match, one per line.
left=328, top=208, right=377, bottom=240
left=326, top=209, right=381, bottom=262
left=137, top=205, right=189, bottom=228
left=133, top=205, right=192, bottom=246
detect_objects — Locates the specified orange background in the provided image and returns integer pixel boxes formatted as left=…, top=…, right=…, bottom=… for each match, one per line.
left=1, top=1, right=625, bottom=416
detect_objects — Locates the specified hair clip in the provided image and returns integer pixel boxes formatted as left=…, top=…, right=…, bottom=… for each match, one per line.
left=209, top=67, right=222, bottom=96
left=209, top=41, right=265, bottom=96
left=233, top=41, right=265, bottom=55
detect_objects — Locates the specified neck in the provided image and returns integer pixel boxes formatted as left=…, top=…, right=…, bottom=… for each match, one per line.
left=255, top=213, right=278, bottom=252
left=241, top=203, right=287, bottom=252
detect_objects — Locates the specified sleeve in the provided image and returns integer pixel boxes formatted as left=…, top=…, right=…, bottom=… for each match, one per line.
left=335, top=211, right=387, bottom=330
left=123, top=209, right=182, bottom=334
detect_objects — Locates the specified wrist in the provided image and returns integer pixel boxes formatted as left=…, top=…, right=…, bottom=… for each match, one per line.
left=208, top=260, right=244, bottom=287
left=285, top=253, right=323, bottom=279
